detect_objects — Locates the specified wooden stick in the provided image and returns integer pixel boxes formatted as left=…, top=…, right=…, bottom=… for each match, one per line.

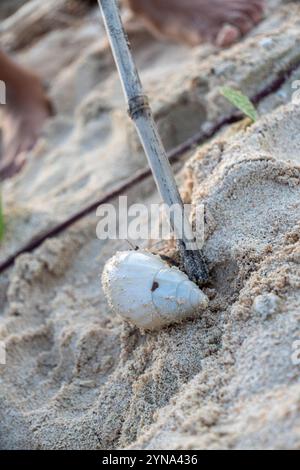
left=97, top=0, right=208, bottom=283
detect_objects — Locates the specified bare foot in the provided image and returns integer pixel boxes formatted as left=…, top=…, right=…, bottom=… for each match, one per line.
left=0, top=67, right=52, bottom=181
left=126, top=0, right=265, bottom=46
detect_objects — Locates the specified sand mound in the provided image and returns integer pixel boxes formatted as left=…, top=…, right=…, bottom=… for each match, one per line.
left=0, top=0, right=299, bottom=450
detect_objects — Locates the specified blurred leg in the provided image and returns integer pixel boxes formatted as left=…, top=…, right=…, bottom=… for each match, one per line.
left=126, top=0, right=265, bottom=46
left=0, top=50, right=52, bottom=180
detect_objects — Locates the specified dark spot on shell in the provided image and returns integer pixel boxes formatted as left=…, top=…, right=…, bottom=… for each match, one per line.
left=151, top=281, right=159, bottom=292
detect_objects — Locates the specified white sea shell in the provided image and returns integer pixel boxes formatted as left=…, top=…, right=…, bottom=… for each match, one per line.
left=102, top=251, right=208, bottom=330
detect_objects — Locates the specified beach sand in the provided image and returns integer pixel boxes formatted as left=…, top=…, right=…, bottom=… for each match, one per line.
left=0, top=0, right=299, bottom=449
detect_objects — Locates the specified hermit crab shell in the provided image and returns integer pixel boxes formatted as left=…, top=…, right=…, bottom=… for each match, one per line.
left=102, top=251, right=208, bottom=330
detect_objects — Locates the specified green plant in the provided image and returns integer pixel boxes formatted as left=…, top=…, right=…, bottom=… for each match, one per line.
left=0, top=192, right=5, bottom=242
left=219, top=86, right=258, bottom=122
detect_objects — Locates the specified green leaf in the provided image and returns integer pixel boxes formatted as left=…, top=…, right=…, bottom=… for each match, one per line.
left=0, top=191, right=5, bottom=242
left=219, top=86, right=258, bottom=122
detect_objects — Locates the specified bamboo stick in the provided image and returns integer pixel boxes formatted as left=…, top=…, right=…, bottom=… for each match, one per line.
left=97, top=0, right=208, bottom=284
